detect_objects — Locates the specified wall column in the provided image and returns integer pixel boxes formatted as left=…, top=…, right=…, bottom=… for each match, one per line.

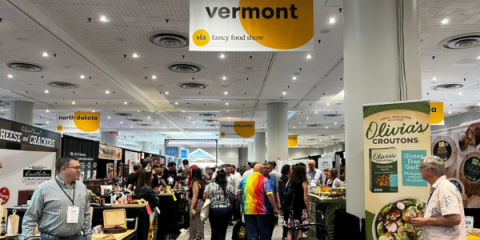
left=344, top=0, right=422, bottom=217
left=8, top=101, right=33, bottom=125
left=254, top=132, right=266, bottom=163
left=266, top=102, right=288, bottom=162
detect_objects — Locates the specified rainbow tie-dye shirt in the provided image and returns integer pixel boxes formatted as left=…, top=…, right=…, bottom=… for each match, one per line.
left=237, top=172, right=273, bottom=215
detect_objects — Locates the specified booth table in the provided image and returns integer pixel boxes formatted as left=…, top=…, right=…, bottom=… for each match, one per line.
left=307, top=194, right=346, bottom=240
left=7, top=205, right=147, bottom=240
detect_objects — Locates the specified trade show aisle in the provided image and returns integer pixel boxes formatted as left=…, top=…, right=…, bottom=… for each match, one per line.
left=178, top=218, right=285, bottom=240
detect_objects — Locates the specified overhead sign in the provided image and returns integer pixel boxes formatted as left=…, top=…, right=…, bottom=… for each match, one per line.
left=181, top=149, right=189, bottom=159
left=98, top=144, right=122, bottom=160
left=220, top=121, right=255, bottom=138
left=189, top=0, right=313, bottom=51
left=430, top=102, right=444, bottom=125
left=288, top=135, right=298, bottom=147
left=165, top=146, right=180, bottom=157
left=0, top=118, right=60, bottom=149
left=363, top=100, right=431, bottom=240
left=56, top=112, right=100, bottom=133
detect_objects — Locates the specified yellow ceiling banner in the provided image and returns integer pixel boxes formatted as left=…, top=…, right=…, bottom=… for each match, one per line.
left=56, top=112, right=100, bottom=132
left=288, top=135, right=298, bottom=147
left=220, top=121, right=255, bottom=138
left=430, top=102, right=444, bottom=125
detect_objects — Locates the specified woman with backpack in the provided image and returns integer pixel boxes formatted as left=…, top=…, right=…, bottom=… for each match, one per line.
left=283, top=165, right=309, bottom=240
left=203, top=169, right=232, bottom=240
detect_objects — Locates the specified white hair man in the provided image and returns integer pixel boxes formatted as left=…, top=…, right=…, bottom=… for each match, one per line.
left=411, top=155, right=466, bottom=239
left=307, top=160, right=324, bottom=187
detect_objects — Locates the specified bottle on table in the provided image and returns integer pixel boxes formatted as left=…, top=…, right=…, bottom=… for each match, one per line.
left=0, top=216, right=6, bottom=236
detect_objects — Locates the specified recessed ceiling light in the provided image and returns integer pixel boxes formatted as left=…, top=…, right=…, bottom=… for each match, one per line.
left=283, top=91, right=286, bottom=95
left=226, top=102, right=229, bottom=105
left=80, top=75, right=85, bottom=79
left=99, top=16, right=110, bottom=22
left=441, top=18, right=450, bottom=24
left=72, top=101, right=75, bottom=105
left=152, top=75, right=157, bottom=79
left=459, top=92, right=462, bottom=95
left=299, top=122, right=301, bottom=124
left=220, top=54, right=225, bottom=59
left=132, top=53, right=139, bottom=58
left=105, top=90, right=110, bottom=94
left=222, top=76, right=226, bottom=80
left=175, top=102, right=178, bottom=105
left=92, top=110, right=95, bottom=112
left=8, top=74, right=13, bottom=78
left=292, top=76, right=297, bottom=80
left=157, top=122, right=159, bottom=124
left=306, top=54, right=312, bottom=59
left=130, top=126, right=133, bottom=128
left=46, top=109, right=49, bottom=112
left=108, top=116, right=110, bottom=119
left=46, top=121, right=49, bottom=124
left=42, top=52, right=49, bottom=57
left=326, top=126, right=328, bottom=129
left=335, top=122, right=337, bottom=125
left=224, top=91, right=228, bottom=95
left=148, top=116, right=150, bottom=119
left=306, top=117, right=309, bottom=119
left=448, top=111, right=451, bottom=114
left=477, top=56, right=480, bottom=59
left=293, top=126, right=296, bottom=128
left=44, top=89, right=49, bottom=93
left=315, top=111, right=318, bottom=114
left=120, top=121, right=123, bottom=124
left=478, top=103, right=480, bottom=106
left=166, top=92, right=169, bottom=95
left=432, top=77, right=437, bottom=81
left=327, top=102, right=330, bottom=105
left=328, top=18, right=336, bottom=24
left=124, top=101, right=127, bottom=105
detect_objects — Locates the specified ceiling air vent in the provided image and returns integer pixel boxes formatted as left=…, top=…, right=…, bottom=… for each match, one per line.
left=139, top=124, right=152, bottom=127
left=307, top=139, right=317, bottom=141
left=432, top=83, right=464, bottom=91
left=5, top=62, right=45, bottom=72
left=168, top=63, right=203, bottom=73
left=34, top=123, right=46, bottom=126
left=443, top=34, right=480, bottom=49
left=48, top=82, right=78, bottom=89
left=180, top=83, right=206, bottom=89
left=128, top=119, right=143, bottom=122
left=324, top=114, right=342, bottom=117
left=206, top=124, right=218, bottom=127
left=149, top=33, right=188, bottom=48
left=306, top=124, right=322, bottom=128
left=115, top=113, right=133, bottom=117
left=199, top=113, right=217, bottom=117
left=203, top=119, right=218, bottom=123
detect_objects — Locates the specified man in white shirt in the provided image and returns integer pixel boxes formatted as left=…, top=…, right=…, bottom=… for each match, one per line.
left=411, top=155, right=466, bottom=240
left=231, top=164, right=242, bottom=220
left=242, top=162, right=258, bottom=179
left=226, top=165, right=240, bottom=225
left=307, top=160, right=324, bottom=187
left=269, top=161, right=281, bottom=187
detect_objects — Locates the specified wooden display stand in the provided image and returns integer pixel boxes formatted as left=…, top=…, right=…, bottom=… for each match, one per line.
left=103, top=209, right=127, bottom=234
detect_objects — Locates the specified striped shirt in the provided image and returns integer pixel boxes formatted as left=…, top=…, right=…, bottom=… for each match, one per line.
left=22, top=176, right=92, bottom=240
left=237, top=172, right=272, bottom=215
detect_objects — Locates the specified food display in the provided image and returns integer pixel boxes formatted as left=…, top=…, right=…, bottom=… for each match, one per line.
left=373, top=198, right=426, bottom=240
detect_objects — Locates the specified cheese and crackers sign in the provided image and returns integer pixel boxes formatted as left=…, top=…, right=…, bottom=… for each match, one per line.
left=363, top=100, right=431, bottom=240
left=189, top=0, right=313, bottom=51
left=56, top=112, right=100, bottom=133
left=219, top=121, right=255, bottom=138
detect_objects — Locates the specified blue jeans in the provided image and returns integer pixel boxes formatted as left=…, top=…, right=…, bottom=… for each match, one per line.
left=40, top=233, right=84, bottom=240
left=244, top=214, right=271, bottom=240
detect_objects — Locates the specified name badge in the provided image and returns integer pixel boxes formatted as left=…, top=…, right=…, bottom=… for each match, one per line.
left=67, top=206, right=80, bottom=223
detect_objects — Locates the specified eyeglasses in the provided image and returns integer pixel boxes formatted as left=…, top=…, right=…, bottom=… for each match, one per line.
left=65, top=166, right=82, bottom=171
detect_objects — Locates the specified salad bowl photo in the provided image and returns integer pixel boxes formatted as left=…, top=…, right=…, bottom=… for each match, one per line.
left=372, top=197, right=427, bottom=240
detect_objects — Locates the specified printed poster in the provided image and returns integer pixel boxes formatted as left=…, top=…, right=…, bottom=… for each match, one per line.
left=431, top=121, right=480, bottom=208
left=363, top=100, right=431, bottom=240
left=56, top=112, right=100, bottom=133
left=219, top=121, right=255, bottom=138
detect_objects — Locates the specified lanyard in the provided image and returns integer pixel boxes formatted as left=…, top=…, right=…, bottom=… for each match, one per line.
left=56, top=179, right=75, bottom=205
left=427, top=187, right=436, bottom=204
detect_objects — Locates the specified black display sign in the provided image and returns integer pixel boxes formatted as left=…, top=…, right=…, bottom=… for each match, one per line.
left=0, top=118, right=60, bottom=149
left=61, top=135, right=99, bottom=180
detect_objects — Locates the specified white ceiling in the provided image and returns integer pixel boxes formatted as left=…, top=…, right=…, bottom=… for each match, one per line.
left=0, top=0, right=479, bottom=149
